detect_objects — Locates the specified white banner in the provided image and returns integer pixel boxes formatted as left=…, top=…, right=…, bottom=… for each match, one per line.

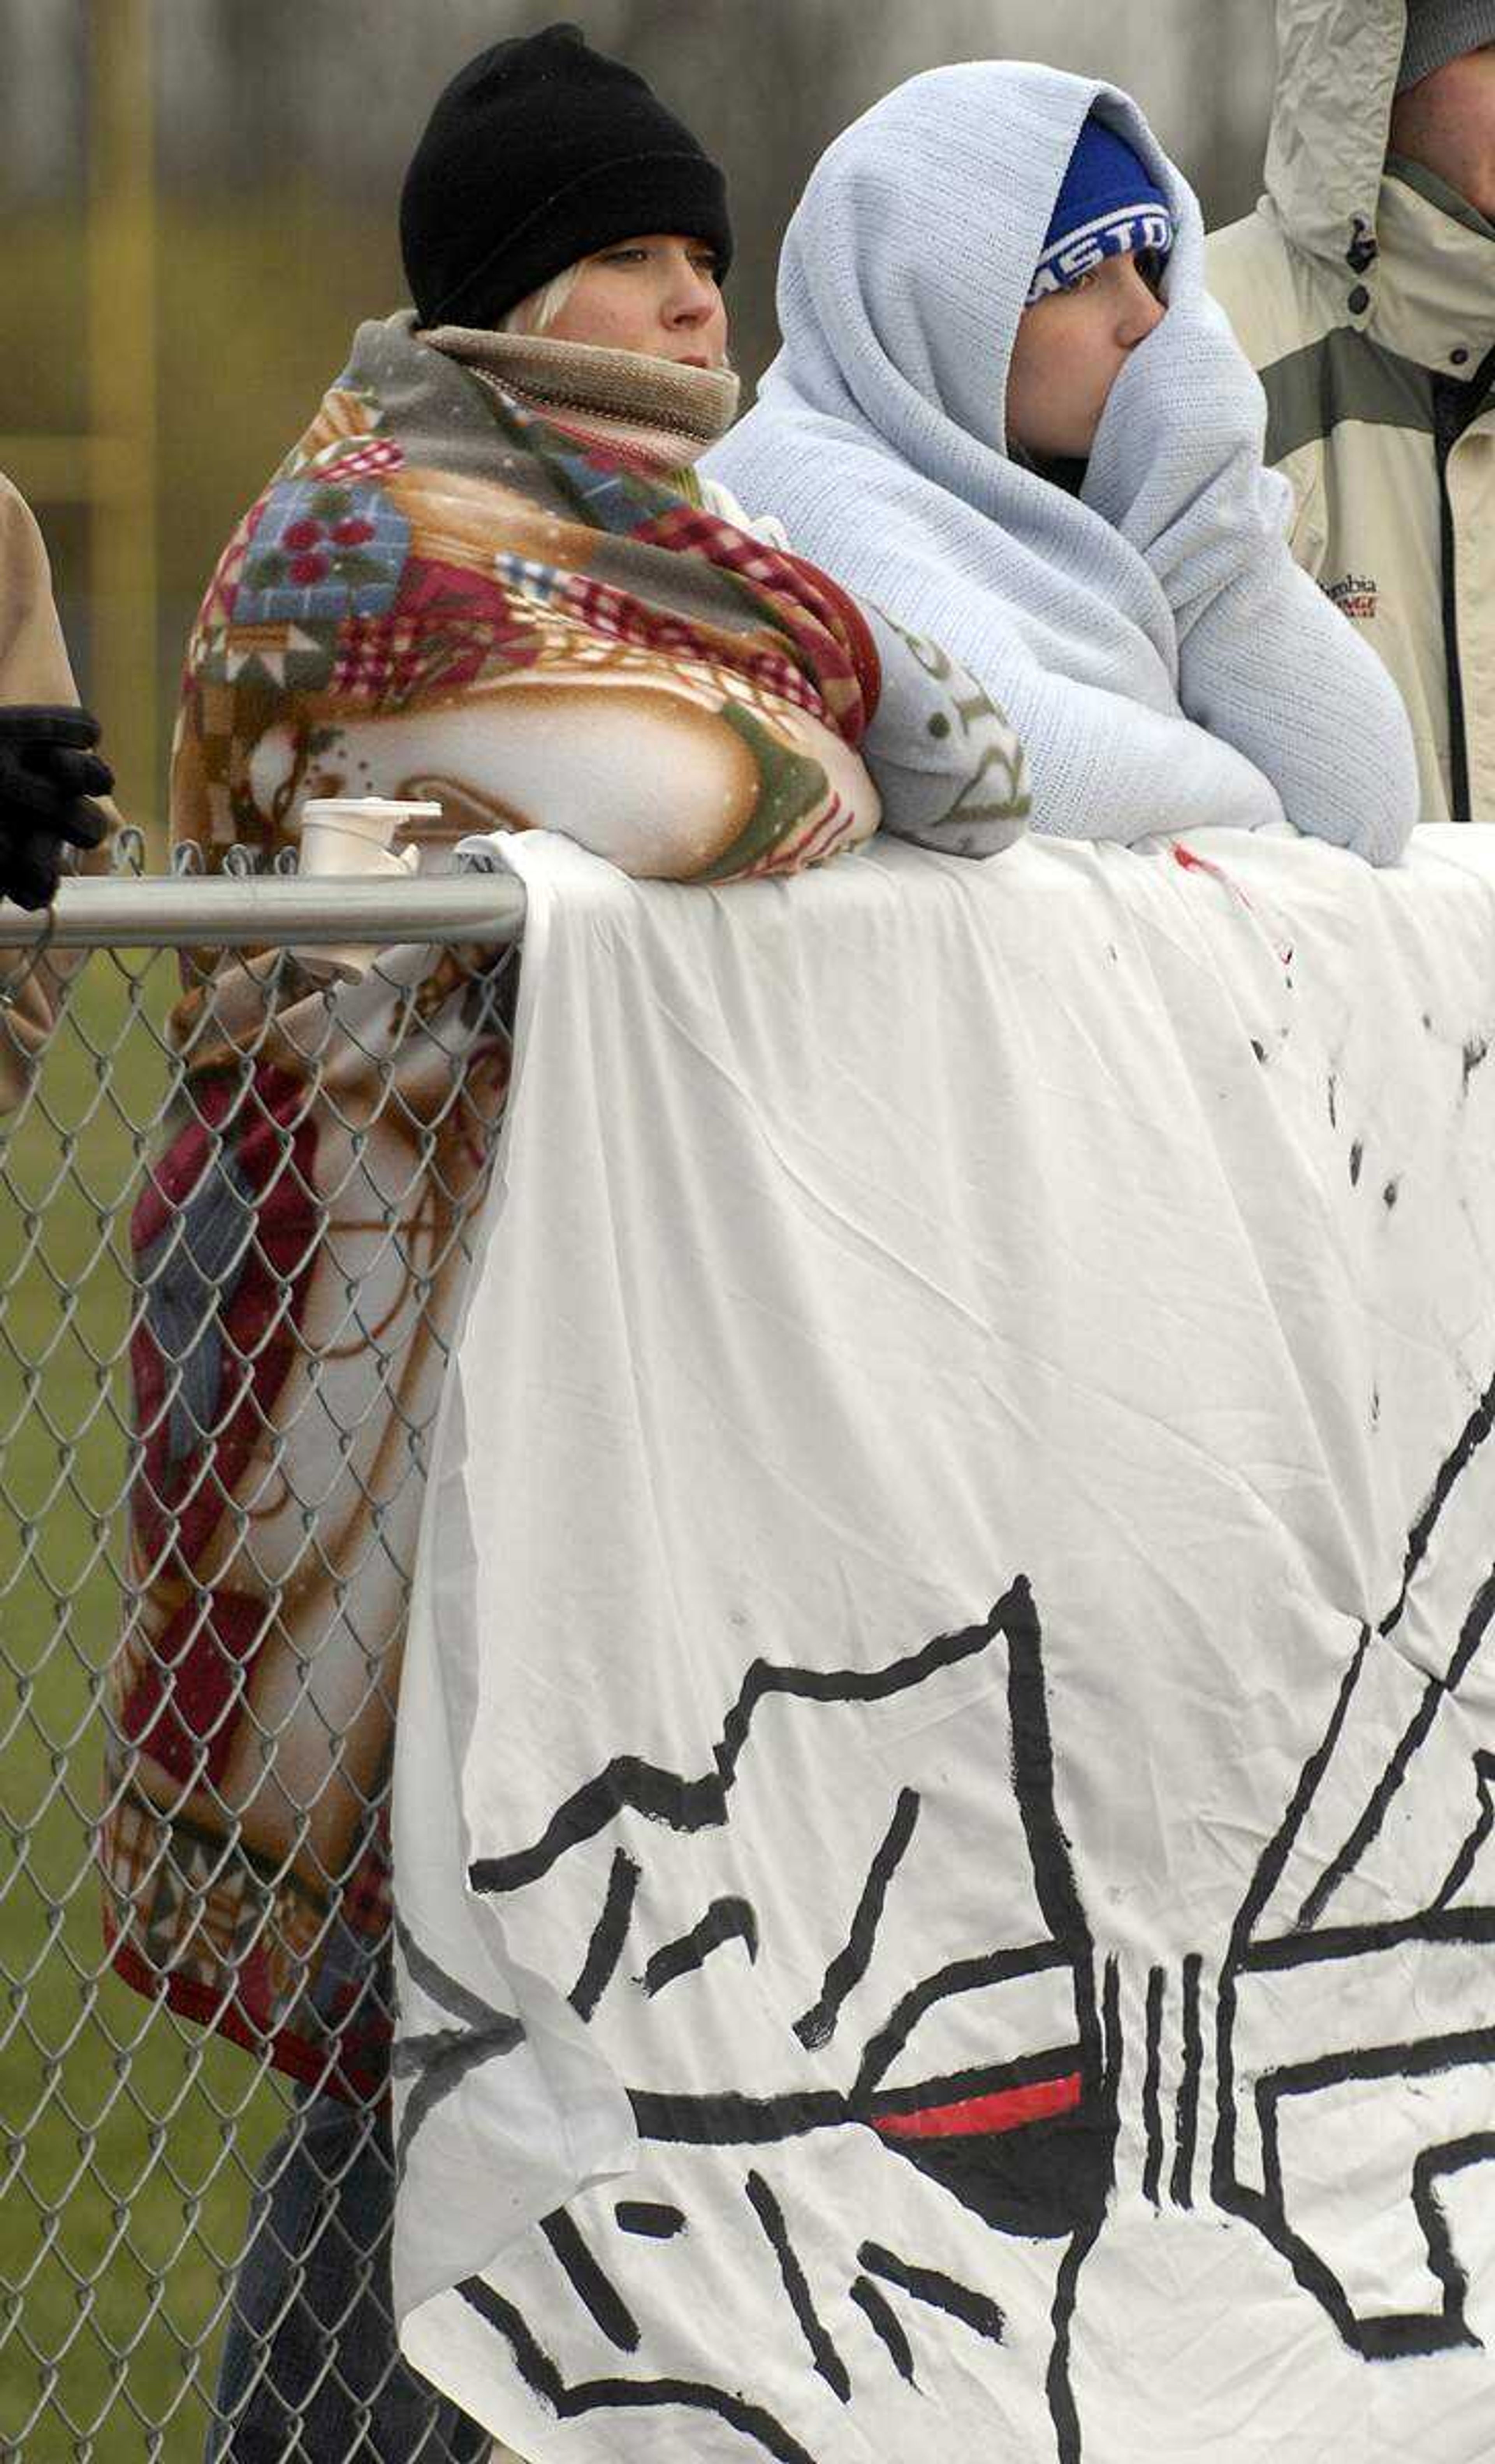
left=394, top=827, right=1495, bottom=2464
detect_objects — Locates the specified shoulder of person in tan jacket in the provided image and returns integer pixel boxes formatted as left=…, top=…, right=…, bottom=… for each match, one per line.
left=0, top=473, right=118, bottom=1110
left=1205, top=1, right=1495, bottom=827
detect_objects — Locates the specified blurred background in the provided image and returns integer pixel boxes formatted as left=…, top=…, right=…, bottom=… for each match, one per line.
left=1, top=0, right=1279, bottom=838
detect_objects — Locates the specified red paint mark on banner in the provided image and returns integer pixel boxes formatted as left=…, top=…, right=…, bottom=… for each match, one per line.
left=872, top=2071, right=1082, bottom=2141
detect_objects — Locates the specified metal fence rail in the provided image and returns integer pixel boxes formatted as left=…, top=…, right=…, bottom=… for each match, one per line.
left=1, top=875, right=523, bottom=2462
left=0, top=874, right=527, bottom=952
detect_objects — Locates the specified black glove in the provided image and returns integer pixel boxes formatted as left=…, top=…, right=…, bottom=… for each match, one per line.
left=0, top=705, right=113, bottom=911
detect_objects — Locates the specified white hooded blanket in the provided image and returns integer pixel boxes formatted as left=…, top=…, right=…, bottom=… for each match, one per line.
left=393, top=825, right=1495, bottom=2464
left=706, top=62, right=1418, bottom=857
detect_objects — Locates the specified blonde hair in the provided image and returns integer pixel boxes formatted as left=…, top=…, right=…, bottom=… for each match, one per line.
left=502, top=262, right=584, bottom=335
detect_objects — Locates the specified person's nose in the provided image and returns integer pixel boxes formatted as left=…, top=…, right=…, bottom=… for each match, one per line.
left=1117, top=271, right=1166, bottom=350
left=662, top=251, right=719, bottom=328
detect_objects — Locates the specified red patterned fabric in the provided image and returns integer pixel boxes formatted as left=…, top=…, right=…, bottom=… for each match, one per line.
left=331, top=558, right=537, bottom=703
left=129, top=1067, right=320, bottom=1574
left=633, top=501, right=882, bottom=742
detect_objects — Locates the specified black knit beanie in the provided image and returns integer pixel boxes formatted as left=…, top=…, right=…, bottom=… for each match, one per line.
left=400, top=21, right=733, bottom=329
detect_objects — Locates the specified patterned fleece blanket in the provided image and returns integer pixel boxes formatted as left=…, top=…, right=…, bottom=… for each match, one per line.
left=101, top=313, right=886, bottom=2102
left=170, top=311, right=883, bottom=883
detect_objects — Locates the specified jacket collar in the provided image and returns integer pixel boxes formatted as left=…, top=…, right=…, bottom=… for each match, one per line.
left=1371, top=161, right=1495, bottom=371
left=1265, top=0, right=1404, bottom=281
left=1263, top=1, right=1495, bottom=362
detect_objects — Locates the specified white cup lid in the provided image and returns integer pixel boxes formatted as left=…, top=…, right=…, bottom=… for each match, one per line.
left=301, top=798, right=443, bottom=824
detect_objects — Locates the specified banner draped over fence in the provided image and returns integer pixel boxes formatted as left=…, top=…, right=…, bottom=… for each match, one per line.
left=392, top=827, right=1495, bottom=2464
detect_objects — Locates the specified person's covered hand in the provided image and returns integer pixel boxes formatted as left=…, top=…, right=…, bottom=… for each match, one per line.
left=1082, top=295, right=1292, bottom=635
left=1086, top=290, right=1268, bottom=499
left=0, top=705, right=112, bottom=910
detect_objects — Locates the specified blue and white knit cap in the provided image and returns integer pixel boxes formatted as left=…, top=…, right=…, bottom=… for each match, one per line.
left=1025, top=116, right=1175, bottom=306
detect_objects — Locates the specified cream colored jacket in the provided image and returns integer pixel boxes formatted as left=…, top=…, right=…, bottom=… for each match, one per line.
left=1206, top=0, right=1495, bottom=824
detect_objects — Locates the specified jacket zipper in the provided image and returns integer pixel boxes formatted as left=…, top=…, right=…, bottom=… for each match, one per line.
left=1433, top=341, right=1495, bottom=827
left=1434, top=400, right=1470, bottom=827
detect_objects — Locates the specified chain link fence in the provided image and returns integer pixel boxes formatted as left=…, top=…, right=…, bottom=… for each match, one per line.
left=1, top=850, right=522, bottom=2462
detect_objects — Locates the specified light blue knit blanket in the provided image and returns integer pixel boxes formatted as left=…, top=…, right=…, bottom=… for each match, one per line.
left=708, top=62, right=1419, bottom=860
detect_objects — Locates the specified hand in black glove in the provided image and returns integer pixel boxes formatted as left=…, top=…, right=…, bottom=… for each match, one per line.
left=0, top=705, right=113, bottom=911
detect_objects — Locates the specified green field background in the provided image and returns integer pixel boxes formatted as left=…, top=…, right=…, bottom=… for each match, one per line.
left=1, top=953, right=288, bottom=2463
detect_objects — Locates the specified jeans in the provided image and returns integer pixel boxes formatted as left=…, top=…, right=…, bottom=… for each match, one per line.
left=208, top=2088, right=490, bottom=2464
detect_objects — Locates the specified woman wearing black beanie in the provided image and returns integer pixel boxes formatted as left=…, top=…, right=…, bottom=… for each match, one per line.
left=399, top=19, right=734, bottom=332
left=135, top=26, right=1018, bottom=2464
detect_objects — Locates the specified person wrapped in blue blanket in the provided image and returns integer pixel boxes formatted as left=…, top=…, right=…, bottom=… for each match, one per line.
left=709, top=62, right=1419, bottom=861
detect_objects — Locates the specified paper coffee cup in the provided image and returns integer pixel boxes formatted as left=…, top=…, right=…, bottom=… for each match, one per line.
left=295, top=797, right=441, bottom=982
left=298, top=797, right=440, bottom=875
